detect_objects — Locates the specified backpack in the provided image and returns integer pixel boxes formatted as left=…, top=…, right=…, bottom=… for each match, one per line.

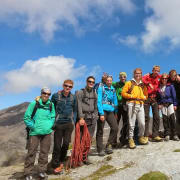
left=26, top=100, right=52, bottom=140
left=81, top=88, right=97, bottom=105
left=94, top=82, right=104, bottom=93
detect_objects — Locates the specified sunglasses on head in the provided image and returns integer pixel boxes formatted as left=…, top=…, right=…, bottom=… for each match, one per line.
left=87, top=80, right=95, bottom=84
left=64, top=84, right=73, bottom=88
left=42, top=92, right=51, bottom=96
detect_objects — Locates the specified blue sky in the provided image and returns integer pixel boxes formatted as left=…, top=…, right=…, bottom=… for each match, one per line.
left=1, top=0, right=180, bottom=109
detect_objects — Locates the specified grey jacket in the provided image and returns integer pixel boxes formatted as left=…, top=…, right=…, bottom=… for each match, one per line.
left=76, top=88, right=98, bottom=124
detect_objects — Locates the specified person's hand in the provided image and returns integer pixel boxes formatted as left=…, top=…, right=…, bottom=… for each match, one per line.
left=177, top=75, right=180, bottom=82
left=100, top=115, right=105, bottom=122
left=158, top=105, right=162, bottom=109
left=79, top=119, right=85, bottom=126
left=149, top=84, right=154, bottom=90
left=174, top=106, right=177, bottom=111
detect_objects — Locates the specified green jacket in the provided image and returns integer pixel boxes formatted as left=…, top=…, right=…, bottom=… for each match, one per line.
left=112, top=81, right=126, bottom=105
left=24, top=99, right=55, bottom=136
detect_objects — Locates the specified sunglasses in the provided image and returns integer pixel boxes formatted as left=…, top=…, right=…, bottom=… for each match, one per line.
left=64, top=84, right=73, bottom=88
left=162, top=78, right=168, bottom=80
left=42, top=92, right=51, bottom=96
left=87, top=80, right=95, bottom=84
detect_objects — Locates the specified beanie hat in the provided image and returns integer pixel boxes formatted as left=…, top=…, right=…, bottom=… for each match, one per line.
left=119, top=72, right=127, bottom=77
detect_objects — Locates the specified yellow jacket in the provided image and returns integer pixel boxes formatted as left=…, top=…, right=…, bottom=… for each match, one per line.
left=122, top=80, right=148, bottom=104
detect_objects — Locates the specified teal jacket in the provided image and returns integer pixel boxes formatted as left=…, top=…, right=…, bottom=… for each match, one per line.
left=24, top=99, right=55, bottom=136
left=97, top=84, right=118, bottom=115
left=112, top=81, right=126, bottom=105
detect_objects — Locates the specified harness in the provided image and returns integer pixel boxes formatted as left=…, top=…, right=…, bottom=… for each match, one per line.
left=81, top=88, right=97, bottom=119
left=102, top=85, right=116, bottom=107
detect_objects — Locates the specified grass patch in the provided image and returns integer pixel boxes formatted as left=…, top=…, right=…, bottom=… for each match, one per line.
left=81, top=164, right=117, bottom=180
left=49, top=176, right=72, bottom=180
left=116, top=161, right=135, bottom=171
left=81, top=161, right=135, bottom=180
left=138, top=171, right=169, bottom=180
left=173, top=149, right=180, bottom=152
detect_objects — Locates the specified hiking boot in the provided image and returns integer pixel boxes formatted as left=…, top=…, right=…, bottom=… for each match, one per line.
left=128, top=138, right=136, bottom=149
left=105, top=144, right=113, bottom=154
left=152, top=136, right=163, bottom=142
left=54, top=163, right=64, bottom=174
left=39, top=172, right=48, bottom=179
left=112, top=143, right=118, bottom=149
left=165, top=135, right=170, bottom=141
left=83, top=158, right=92, bottom=165
left=25, top=175, right=33, bottom=180
left=144, top=136, right=149, bottom=143
left=173, top=135, right=180, bottom=141
left=98, top=150, right=105, bottom=157
left=138, top=136, right=148, bottom=145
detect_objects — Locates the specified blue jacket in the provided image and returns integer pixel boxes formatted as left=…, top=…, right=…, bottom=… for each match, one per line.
left=51, top=91, right=77, bottom=123
left=97, top=84, right=118, bottom=115
left=157, top=84, right=178, bottom=106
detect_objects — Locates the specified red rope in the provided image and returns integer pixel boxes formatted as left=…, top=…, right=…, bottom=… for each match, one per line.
left=70, top=122, right=91, bottom=168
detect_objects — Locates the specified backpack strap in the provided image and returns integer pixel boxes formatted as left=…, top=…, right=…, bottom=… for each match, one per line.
left=31, top=101, right=39, bottom=119
left=128, top=80, right=136, bottom=94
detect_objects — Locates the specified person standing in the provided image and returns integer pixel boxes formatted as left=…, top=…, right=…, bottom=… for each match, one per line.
left=122, top=68, right=148, bottom=149
left=168, top=70, right=180, bottom=129
left=24, top=87, right=55, bottom=180
left=112, top=72, right=128, bottom=148
left=96, top=75, right=118, bottom=156
left=157, top=73, right=179, bottom=141
left=75, top=76, right=98, bottom=164
left=143, top=65, right=163, bottom=142
left=50, top=80, right=76, bottom=174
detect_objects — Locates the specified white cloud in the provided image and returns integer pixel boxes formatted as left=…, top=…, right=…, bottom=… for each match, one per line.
left=112, top=34, right=138, bottom=46
left=141, top=0, right=180, bottom=52
left=0, top=0, right=136, bottom=41
left=2, top=56, right=87, bottom=93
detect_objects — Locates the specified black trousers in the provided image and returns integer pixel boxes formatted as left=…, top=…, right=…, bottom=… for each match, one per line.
left=51, top=122, right=74, bottom=168
left=144, top=99, right=160, bottom=137
left=163, top=113, right=177, bottom=136
left=113, top=105, right=128, bottom=144
left=96, top=111, right=118, bottom=152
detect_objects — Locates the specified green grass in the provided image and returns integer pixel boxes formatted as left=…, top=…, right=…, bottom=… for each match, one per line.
left=173, top=149, right=180, bottom=152
left=49, top=176, right=72, bottom=180
left=81, top=164, right=117, bottom=180
left=138, top=171, right=169, bottom=180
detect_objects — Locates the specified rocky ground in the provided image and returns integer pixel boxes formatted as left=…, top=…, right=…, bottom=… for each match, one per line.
left=1, top=103, right=180, bottom=180
left=1, top=132, right=180, bottom=180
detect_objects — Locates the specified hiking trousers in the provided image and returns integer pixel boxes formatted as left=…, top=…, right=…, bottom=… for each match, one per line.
left=96, top=111, right=118, bottom=152
left=51, top=122, right=74, bottom=168
left=128, top=103, right=145, bottom=138
left=144, top=99, right=160, bottom=137
left=24, top=134, right=51, bottom=176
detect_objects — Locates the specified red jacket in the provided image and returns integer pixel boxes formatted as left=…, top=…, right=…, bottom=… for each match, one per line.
left=142, top=73, right=161, bottom=98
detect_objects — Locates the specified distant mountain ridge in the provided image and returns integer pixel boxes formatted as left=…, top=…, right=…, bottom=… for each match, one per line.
left=0, top=102, right=29, bottom=126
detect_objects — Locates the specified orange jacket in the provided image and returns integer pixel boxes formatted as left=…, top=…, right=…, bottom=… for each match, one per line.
left=122, top=80, right=148, bottom=104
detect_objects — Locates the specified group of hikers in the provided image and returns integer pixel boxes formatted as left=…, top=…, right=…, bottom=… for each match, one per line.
left=23, top=65, right=180, bottom=180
